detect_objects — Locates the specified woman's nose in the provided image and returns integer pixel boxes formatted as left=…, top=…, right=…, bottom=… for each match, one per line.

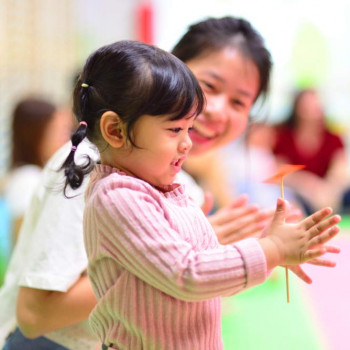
left=205, top=95, right=229, bottom=123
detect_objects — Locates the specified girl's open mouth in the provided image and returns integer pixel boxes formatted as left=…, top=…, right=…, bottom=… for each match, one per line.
left=171, top=156, right=186, bottom=169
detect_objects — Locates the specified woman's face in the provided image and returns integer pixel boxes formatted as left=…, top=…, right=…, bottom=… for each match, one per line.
left=186, top=47, right=260, bottom=156
left=295, top=91, right=324, bottom=124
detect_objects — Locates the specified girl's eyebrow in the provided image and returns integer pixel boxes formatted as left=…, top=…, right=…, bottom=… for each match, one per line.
left=203, top=71, right=254, bottom=99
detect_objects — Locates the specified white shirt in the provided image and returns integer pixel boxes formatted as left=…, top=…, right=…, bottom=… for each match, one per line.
left=3, top=164, right=42, bottom=219
left=0, top=140, right=99, bottom=349
left=176, top=169, right=204, bottom=207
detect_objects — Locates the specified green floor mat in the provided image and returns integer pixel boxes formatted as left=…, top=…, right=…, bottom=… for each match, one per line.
left=221, top=269, right=325, bottom=350
left=338, top=214, right=350, bottom=230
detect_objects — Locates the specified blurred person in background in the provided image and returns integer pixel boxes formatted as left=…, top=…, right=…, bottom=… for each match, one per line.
left=0, top=97, right=72, bottom=241
left=1, top=17, right=331, bottom=350
left=272, top=88, right=350, bottom=214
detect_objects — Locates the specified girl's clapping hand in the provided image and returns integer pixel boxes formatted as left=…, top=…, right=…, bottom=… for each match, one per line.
left=260, top=198, right=341, bottom=270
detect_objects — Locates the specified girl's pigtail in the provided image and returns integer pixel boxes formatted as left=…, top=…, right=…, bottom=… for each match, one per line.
left=60, top=120, right=94, bottom=197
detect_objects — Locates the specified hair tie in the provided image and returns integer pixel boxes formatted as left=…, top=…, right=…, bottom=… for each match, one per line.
left=71, top=145, right=77, bottom=152
left=81, top=83, right=89, bottom=88
left=79, top=121, right=88, bottom=127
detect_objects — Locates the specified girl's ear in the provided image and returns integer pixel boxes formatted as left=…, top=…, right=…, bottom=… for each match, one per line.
left=100, top=111, right=126, bottom=148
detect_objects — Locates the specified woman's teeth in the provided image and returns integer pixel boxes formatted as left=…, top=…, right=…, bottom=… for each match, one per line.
left=193, top=125, right=216, bottom=139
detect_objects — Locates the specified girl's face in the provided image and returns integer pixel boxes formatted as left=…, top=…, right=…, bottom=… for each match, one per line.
left=186, top=47, right=260, bottom=156
left=111, top=114, right=195, bottom=189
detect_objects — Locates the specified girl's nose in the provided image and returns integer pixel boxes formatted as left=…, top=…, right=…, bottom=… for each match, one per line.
left=179, top=134, right=192, bottom=153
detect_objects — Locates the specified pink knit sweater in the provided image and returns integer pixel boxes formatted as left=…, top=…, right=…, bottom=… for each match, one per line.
left=84, top=165, right=267, bottom=350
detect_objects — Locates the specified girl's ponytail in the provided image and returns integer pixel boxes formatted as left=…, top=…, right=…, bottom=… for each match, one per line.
left=61, top=80, right=97, bottom=196
left=60, top=120, right=94, bottom=197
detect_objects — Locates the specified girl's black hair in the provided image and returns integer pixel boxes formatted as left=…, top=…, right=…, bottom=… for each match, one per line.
left=171, top=16, right=272, bottom=104
left=61, top=40, right=204, bottom=195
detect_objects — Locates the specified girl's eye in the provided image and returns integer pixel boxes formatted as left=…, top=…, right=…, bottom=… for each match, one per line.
left=188, top=127, right=194, bottom=133
left=169, top=128, right=182, bottom=133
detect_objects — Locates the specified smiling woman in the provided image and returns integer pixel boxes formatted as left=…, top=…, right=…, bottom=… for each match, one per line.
left=171, top=17, right=273, bottom=218
left=184, top=48, right=260, bottom=155
left=172, top=17, right=270, bottom=157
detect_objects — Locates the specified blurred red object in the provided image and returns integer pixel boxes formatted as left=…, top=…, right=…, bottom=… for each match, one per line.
left=136, top=1, right=154, bottom=44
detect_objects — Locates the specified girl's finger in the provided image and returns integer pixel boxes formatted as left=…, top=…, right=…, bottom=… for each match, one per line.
left=307, top=215, right=341, bottom=238
left=302, top=207, right=333, bottom=230
left=288, top=265, right=312, bottom=284
left=306, top=258, right=337, bottom=267
left=303, top=247, right=327, bottom=261
left=322, top=245, right=340, bottom=253
left=309, top=225, right=340, bottom=247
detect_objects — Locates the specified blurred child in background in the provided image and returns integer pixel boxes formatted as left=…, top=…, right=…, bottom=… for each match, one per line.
left=1, top=97, right=72, bottom=241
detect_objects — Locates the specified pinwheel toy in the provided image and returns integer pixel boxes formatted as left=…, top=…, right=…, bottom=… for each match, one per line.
left=264, top=164, right=305, bottom=303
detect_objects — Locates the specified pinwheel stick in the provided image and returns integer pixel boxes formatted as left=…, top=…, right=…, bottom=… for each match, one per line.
left=263, top=164, right=305, bottom=303
left=280, top=177, right=284, bottom=199
left=280, top=176, right=290, bottom=303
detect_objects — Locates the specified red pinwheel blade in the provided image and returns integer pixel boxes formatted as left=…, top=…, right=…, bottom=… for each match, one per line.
left=263, top=164, right=305, bottom=184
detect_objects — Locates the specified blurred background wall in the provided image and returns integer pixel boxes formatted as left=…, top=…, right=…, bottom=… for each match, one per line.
left=0, top=0, right=139, bottom=176
left=1, top=0, right=350, bottom=175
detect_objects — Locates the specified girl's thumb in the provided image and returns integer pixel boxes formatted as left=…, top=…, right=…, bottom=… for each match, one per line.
left=272, top=198, right=286, bottom=223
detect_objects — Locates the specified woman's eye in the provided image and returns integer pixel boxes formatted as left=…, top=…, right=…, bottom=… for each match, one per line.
left=232, top=99, right=245, bottom=108
left=200, top=81, right=215, bottom=91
